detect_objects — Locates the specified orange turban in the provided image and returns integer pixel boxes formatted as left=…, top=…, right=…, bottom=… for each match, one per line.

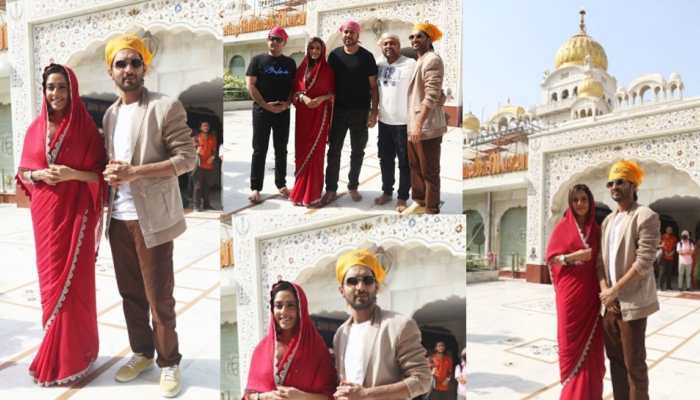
left=608, top=160, right=644, bottom=187
left=105, top=34, right=153, bottom=68
left=336, top=248, right=385, bottom=285
left=414, top=22, right=443, bottom=42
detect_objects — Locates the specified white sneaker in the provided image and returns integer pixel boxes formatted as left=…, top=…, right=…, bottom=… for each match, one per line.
left=160, top=365, right=181, bottom=398
left=115, top=353, right=154, bottom=382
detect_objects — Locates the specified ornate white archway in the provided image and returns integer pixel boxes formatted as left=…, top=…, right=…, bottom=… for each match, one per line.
left=7, top=0, right=223, bottom=171
left=230, top=213, right=466, bottom=389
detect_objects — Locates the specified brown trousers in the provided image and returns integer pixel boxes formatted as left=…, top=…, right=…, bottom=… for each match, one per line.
left=408, top=136, right=442, bottom=214
left=603, top=305, right=649, bottom=400
left=109, top=219, right=181, bottom=367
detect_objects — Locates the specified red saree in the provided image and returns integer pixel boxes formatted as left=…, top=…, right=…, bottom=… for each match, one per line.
left=546, top=204, right=605, bottom=400
left=245, top=282, right=337, bottom=399
left=16, top=65, right=105, bottom=386
left=289, top=43, right=335, bottom=205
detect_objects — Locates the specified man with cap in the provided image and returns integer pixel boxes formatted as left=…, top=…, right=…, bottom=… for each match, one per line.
left=597, top=160, right=660, bottom=400
left=102, top=33, right=195, bottom=397
left=374, top=32, right=416, bottom=213
left=246, top=26, right=297, bottom=204
left=322, top=20, right=379, bottom=205
left=406, top=22, right=448, bottom=214
left=676, top=230, right=695, bottom=291
left=333, top=249, right=431, bottom=400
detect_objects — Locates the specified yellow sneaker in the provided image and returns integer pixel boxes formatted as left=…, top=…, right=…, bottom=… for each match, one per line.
left=115, top=353, right=154, bottom=382
left=160, top=365, right=181, bottom=398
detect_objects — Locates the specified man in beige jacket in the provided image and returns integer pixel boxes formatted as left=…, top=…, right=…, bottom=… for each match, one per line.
left=333, top=249, right=431, bottom=400
left=597, top=160, right=659, bottom=400
left=102, top=34, right=195, bottom=398
left=407, top=22, right=448, bottom=214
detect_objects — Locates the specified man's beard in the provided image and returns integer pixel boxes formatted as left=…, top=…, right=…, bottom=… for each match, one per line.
left=346, top=291, right=376, bottom=310
left=115, top=75, right=144, bottom=92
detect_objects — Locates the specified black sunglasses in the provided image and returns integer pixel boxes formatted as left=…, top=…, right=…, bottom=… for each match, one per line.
left=606, top=178, right=626, bottom=188
left=268, top=36, right=283, bottom=43
left=345, top=276, right=376, bottom=286
left=408, top=33, right=425, bottom=41
left=114, top=58, right=144, bottom=69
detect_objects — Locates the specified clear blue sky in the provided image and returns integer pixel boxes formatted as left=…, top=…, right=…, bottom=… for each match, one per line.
left=462, top=0, right=700, bottom=122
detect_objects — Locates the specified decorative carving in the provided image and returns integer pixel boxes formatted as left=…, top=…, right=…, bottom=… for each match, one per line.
left=231, top=213, right=466, bottom=389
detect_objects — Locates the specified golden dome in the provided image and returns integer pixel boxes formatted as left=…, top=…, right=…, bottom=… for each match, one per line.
left=463, top=112, right=480, bottom=131
left=578, top=76, right=604, bottom=98
left=554, top=10, right=608, bottom=71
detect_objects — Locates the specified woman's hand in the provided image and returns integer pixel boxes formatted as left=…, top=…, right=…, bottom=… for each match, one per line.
left=567, top=248, right=592, bottom=263
left=48, top=164, right=76, bottom=182
left=32, top=168, right=60, bottom=185
left=275, top=386, right=305, bottom=399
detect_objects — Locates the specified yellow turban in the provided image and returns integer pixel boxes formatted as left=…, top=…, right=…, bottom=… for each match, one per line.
left=104, top=34, right=153, bottom=68
left=414, top=22, right=443, bottom=42
left=336, top=248, right=385, bottom=285
left=608, top=160, right=644, bottom=187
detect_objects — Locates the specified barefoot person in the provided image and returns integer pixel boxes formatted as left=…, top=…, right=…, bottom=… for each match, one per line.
left=322, top=20, right=379, bottom=205
left=102, top=34, right=195, bottom=397
left=374, top=33, right=415, bottom=212
left=246, top=26, right=296, bottom=204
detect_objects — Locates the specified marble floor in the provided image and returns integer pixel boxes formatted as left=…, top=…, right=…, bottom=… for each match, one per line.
left=0, top=204, right=221, bottom=399
left=221, top=109, right=463, bottom=215
left=467, top=278, right=700, bottom=399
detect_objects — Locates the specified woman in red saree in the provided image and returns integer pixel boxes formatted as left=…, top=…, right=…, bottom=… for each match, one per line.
left=289, top=37, right=335, bottom=207
left=546, top=184, right=605, bottom=400
left=244, top=281, right=337, bottom=400
left=16, top=64, right=106, bottom=386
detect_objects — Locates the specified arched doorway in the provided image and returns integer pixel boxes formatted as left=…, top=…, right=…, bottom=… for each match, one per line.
left=499, top=207, right=526, bottom=269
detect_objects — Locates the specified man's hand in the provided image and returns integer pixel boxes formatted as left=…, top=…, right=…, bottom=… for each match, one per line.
left=599, top=286, right=619, bottom=307
left=409, top=122, right=422, bottom=143
left=334, top=381, right=366, bottom=400
left=103, top=160, right=137, bottom=187
left=265, top=101, right=286, bottom=114
left=367, top=109, right=378, bottom=128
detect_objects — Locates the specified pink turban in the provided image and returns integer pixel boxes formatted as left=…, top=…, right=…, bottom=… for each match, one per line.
left=268, top=26, right=288, bottom=42
left=339, top=20, right=361, bottom=33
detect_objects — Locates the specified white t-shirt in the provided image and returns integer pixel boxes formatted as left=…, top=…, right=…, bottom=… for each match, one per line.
left=111, top=102, right=139, bottom=221
left=677, top=240, right=695, bottom=265
left=607, top=212, right=626, bottom=286
left=344, top=320, right=372, bottom=385
left=377, top=56, right=416, bottom=126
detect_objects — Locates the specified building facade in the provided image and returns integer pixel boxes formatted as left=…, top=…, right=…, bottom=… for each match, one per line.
left=463, top=10, right=699, bottom=279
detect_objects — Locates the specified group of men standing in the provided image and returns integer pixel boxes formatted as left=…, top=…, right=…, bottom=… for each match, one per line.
left=658, top=226, right=697, bottom=291
left=245, top=20, right=447, bottom=214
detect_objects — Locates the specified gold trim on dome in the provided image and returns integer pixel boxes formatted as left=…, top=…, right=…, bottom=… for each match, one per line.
left=554, top=10, right=608, bottom=71
left=578, top=77, right=604, bottom=98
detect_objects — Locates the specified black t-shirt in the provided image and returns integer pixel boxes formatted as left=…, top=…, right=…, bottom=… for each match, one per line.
left=246, top=53, right=296, bottom=102
left=328, top=46, right=378, bottom=109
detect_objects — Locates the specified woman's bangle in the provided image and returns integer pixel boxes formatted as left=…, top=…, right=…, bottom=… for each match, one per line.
left=558, top=254, right=568, bottom=265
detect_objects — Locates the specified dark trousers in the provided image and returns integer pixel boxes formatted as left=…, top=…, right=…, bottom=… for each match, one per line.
left=377, top=122, right=410, bottom=200
left=250, top=105, right=289, bottom=191
left=658, top=258, right=674, bottom=290
left=325, top=108, right=369, bottom=192
left=408, top=136, right=442, bottom=213
left=109, top=219, right=181, bottom=367
left=603, top=306, right=649, bottom=400
left=193, top=167, right=213, bottom=209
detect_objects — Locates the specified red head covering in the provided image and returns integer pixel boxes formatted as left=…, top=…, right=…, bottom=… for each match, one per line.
left=269, top=26, right=289, bottom=42
left=339, top=20, right=361, bottom=33
left=17, top=64, right=106, bottom=213
left=245, top=281, right=336, bottom=398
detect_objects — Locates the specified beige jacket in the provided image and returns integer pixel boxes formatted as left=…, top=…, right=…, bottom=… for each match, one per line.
left=333, top=306, right=431, bottom=399
left=103, top=89, right=195, bottom=248
left=407, top=51, right=447, bottom=140
left=597, top=203, right=660, bottom=321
